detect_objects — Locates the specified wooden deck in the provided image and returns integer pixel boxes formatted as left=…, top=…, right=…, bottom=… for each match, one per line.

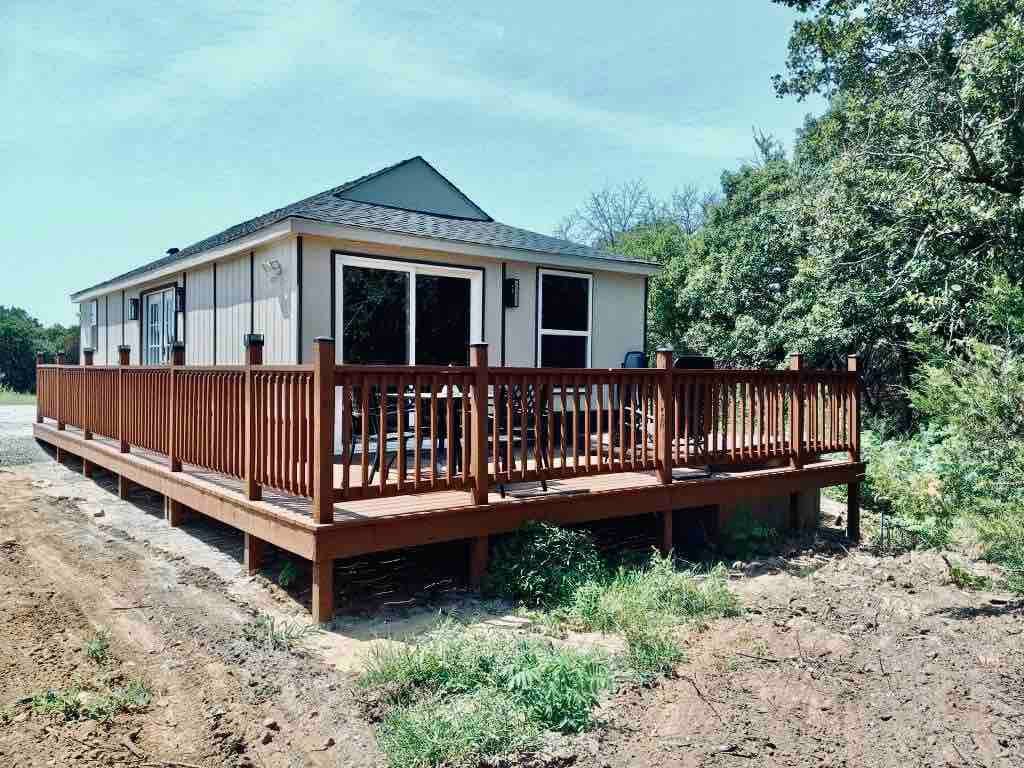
left=33, top=341, right=865, bottom=621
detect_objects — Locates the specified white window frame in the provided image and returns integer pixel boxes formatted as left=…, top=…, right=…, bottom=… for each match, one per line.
left=537, top=268, right=592, bottom=368
left=334, top=253, right=484, bottom=365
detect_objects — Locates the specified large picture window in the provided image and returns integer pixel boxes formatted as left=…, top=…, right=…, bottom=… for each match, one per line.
left=335, top=254, right=483, bottom=366
left=537, top=269, right=591, bottom=368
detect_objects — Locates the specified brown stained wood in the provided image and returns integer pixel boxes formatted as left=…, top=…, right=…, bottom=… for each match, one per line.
left=445, top=380, right=454, bottom=488
left=413, top=375, right=422, bottom=490
left=311, top=559, right=335, bottom=623
left=312, top=338, right=335, bottom=524
left=397, top=374, right=406, bottom=493
left=244, top=532, right=265, bottom=576
left=519, top=375, right=528, bottom=481
left=430, top=376, right=439, bottom=488
left=361, top=377, right=371, bottom=490
left=469, top=535, right=488, bottom=588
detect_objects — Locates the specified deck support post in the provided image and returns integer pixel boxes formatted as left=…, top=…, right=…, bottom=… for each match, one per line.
left=847, top=481, right=861, bottom=542
left=789, top=353, right=805, bottom=469
left=56, top=446, right=64, bottom=463
left=847, top=355, right=861, bottom=462
left=311, top=559, right=335, bottom=623
left=82, top=458, right=94, bottom=479
left=81, top=349, right=94, bottom=440
left=655, top=348, right=674, bottom=485
left=469, top=343, right=490, bottom=505
left=660, top=509, right=674, bottom=558
left=118, top=474, right=130, bottom=500
left=244, top=334, right=264, bottom=501
left=117, top=346, right=131, bottom=453
left=244, top=533, right=265, bottom=576
left=312, top=337, right=335, bottom=525
left=55, top=352, right=66, bottom=431
left=469, top=536, right=489, bottom=589
left=164, top=496, right=187, bottom=526
left=35, top=352, right=45, bottom=424
left=168, top=343, right=185, bottom=472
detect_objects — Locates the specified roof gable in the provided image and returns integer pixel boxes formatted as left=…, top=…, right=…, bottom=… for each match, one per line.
left=336, top=156, right=491, bottom=221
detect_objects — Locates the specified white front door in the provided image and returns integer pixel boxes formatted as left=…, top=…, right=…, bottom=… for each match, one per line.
left=144, top=287, right=177, bottom=364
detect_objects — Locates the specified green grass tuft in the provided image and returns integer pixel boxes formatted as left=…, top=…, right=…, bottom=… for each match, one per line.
left=31, top=679, right=152, bottom=722
left=377, top=689, right=539, bottom=768
left=83, top=631, right=110, bottom=664
left=242, top=613, right=319, bottom=651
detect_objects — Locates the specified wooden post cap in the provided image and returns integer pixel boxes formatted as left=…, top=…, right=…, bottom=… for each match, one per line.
left=847, top=354, right=859, bottom=372
left=789, top=353, right=804, bottom=370
left=171, top=342, right=185, bottom=365
left=35, top=352, right=45, bottom=364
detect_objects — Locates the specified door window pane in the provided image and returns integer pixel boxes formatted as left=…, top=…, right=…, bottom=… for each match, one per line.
left=415, top=274, right=470, bottom=366
left=541, top=274, right=589, bottom=331
left=540, top=335, right=588, bottom=368
left=343, top=266, right=409, bottom=364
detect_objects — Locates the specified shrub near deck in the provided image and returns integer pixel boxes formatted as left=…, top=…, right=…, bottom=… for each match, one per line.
left=358, top=523, right=742, bottom=767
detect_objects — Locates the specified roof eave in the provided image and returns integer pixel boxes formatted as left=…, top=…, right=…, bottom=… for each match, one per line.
left=69, top=219, right=298, bottom=302
left=291, top=218, right=663, bottom=276
left=70, top=215, right=661, bottom=302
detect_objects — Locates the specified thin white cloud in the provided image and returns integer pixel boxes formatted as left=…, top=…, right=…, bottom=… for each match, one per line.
left=4, top=0, right=747, bottom=156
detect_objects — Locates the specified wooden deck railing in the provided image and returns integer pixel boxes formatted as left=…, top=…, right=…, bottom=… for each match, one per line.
left=36, top=339, right=861, bottom=524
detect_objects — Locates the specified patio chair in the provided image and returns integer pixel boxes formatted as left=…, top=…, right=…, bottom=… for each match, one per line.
left=494, top=381, right=551, bottom=498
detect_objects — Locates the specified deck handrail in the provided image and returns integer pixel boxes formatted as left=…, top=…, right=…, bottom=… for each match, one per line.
left=35, top=342, right=861, bottom=510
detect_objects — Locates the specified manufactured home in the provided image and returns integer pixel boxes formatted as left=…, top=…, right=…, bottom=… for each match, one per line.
left=70, top=156, right=656, bottom=371
left=35, top=157, right=865, bottom=621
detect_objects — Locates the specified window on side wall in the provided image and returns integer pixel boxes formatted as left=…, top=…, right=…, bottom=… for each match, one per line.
left=537, top=269, right=591, bottom=368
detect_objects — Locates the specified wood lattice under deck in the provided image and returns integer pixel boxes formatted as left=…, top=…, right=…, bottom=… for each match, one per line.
left=33, top=342, right=865, bottom=621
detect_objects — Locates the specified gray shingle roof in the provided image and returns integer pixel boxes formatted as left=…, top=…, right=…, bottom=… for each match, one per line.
left=72, top=157, right=652, bottom=298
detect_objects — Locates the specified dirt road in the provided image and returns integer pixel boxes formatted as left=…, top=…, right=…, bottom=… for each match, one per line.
left=1, top=405, right=1021, bottom=767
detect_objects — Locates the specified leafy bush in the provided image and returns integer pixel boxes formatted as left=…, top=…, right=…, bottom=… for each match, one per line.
left=483, top=523, right=606, bottom=607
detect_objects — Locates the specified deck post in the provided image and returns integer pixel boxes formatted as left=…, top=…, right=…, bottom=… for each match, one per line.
left=847, top=355, right=861, bottom=462
left=82, top=348, right=94, bottom=440
left=168, top=342, right=185, bottom=472
left=117, top=346, right=131, bottom=453
left=846, top=354, right=861, bottom=543
left=165, top=496, right=187, bottom=526
left=244, top=334, right=265, bottom=501
left=312, top=337, right=335, bottom=525
left=469, top=343, right=490, bottom=504
left=660, top=509, right=674, bottom=557
left=789, top=353, right=805, bottom=469
left=244, top=532, right=265, bottom=576
left=35, top=352, right=44, bottom=424
left=847, top=481, right=861, bottom=543
left=469, top=536, right=489, bottom=589
left=83, top=458, right=94, bottom=479
left=311, top=559, right=335, bottom=623
left=55, top=351, right=66, bottom=431
left=118, top=475, right=130, bottom=500
left=655, top=348, right=674, bottom=484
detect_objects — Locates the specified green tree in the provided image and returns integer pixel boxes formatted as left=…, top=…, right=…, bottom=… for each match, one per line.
left=0, top=306, right=79, bottom=393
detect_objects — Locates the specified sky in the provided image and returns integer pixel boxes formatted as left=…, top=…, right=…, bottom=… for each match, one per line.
left=1, top=0, right=822, bottom=326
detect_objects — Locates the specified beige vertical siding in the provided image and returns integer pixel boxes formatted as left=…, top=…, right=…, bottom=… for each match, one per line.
left=213, top=253, right=250, bottom=365
left=253, top=238, right=297, bottom=364
left=105, top=291, right=124, bottom=363
left=299, top=236, right=332, bottom=362
left=185, top=265, right=215, bottom=365
left=592, top=270, right=646, bottom=368
left=501, top=261, right=536, bottom=366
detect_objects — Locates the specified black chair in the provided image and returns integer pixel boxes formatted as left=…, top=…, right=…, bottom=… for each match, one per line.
left=494, top=381, right=551, bottom=497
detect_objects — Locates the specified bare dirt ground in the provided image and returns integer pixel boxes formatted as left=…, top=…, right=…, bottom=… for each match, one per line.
left=1, top=405, right=1022, bottom=767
